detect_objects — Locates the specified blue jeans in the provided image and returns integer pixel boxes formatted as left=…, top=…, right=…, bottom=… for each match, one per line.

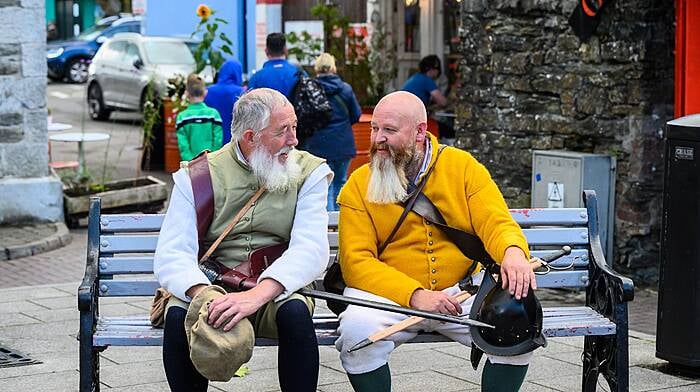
left=326, top=159, right=350, bottom=211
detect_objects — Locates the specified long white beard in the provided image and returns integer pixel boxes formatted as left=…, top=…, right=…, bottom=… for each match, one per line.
left=249, top=145, right=301, bottom=193
left=366, top=153, right=408, bottom=204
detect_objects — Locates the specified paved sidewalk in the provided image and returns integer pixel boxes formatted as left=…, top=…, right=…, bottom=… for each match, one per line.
left=0, top=282, right=698, bottom=391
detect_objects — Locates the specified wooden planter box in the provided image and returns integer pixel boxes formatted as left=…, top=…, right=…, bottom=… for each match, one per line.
left=63, top=176, right=168, bottom=226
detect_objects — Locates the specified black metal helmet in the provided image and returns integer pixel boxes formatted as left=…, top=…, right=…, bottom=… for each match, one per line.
left=469, top=270, right=547, bottom=356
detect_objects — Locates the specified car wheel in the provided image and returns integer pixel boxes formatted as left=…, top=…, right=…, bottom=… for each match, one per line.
left=66, top=58, right=90, bottom=83
left=88, top=83, right=111, bottom=121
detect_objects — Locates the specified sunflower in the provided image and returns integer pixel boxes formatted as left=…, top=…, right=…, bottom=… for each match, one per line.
left=196, top=4, right=212, bottom=20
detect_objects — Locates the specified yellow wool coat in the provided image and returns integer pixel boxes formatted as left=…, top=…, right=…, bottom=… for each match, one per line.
left=337, top=134, right=529, bottom=307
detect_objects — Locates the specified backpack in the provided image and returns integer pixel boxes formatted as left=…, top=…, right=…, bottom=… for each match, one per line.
left=290, top=73, right=333, bottom=140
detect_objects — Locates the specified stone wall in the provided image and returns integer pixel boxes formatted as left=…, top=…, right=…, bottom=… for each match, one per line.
left=456, top=0, right=674, bottom=284
left=0, top=0, right=63, bottom=223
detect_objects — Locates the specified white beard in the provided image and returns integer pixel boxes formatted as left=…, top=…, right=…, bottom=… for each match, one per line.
left=249, top=145, right=301, bottom=193
left=366, top=153, right=408, bottom=204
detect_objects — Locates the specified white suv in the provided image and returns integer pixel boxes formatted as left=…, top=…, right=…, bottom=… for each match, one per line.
left=86, top=33, right=196, bottom=121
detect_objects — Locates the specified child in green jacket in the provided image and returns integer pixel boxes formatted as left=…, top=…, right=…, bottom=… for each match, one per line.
left=176, top=74, right=223, bottom=161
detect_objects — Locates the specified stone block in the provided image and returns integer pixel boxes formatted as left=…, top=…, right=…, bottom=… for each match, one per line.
left=531, top=73, right=562, bottom=94
left=492, top=53, right=530, bottom=75
left=0, top=125, right=23, bottom=142
left=0, top=0, right=21, bottom=6
left=0, top=43, right=20, bottom=75
left=579, top=37, right=601, bottom=63
left=21, top=43, right=46, bottom=77
left=23, top=109, right=47, bottom=143
left=1, top=142, right=48, bottom=178
left=0, top=7, right=43, bottom=44
left=0, top=112, right=21, bottom=125
left=0, top=175, right=63, bottom=223
left=3, top=77, right=45, bottom=109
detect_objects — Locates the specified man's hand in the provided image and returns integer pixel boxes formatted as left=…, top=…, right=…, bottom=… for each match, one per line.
left=207, top=278, right=284, bottom=331
left=500, top=246, right=537, bottom=299
left=409, top=289, right=462, bottom=315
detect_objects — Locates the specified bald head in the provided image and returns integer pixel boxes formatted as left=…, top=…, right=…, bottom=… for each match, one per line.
left=375, top=91, right=427, bottom=125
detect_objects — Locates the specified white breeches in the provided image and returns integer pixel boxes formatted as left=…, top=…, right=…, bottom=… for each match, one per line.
left=335, top=275, right=534, bottom=374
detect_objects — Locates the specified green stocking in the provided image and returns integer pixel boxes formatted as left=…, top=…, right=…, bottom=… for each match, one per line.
left=347, top=363, right=391, bottom=392
left=481, top=360, right=529, bottom=392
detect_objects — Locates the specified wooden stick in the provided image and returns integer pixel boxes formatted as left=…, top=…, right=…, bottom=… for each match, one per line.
left=347, top=290, right=473, bottom=352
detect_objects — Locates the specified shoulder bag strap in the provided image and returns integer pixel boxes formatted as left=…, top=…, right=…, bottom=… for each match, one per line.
left=198, top=187, right=266, bottom=264
left=377, top=145, right=446, bottom=255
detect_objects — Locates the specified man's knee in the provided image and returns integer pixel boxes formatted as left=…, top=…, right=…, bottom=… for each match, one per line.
left=276, top=299, right=313, bottom=330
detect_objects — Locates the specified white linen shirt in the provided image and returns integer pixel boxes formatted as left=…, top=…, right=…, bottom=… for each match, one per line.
left=154, top=147, right=333, bottom=303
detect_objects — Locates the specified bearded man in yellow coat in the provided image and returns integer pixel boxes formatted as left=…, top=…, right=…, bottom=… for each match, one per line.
left=335, top=91, right=538, bottom=392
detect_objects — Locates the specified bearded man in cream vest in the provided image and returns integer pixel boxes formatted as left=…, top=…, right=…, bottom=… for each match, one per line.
left=154, top=88, right=332, bottom=391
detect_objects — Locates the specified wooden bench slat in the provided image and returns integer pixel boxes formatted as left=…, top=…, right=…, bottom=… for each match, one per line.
left=97, top=268, right=590, bottom=297
left=101, top=215, right=164, bottom=232
left=99, top=257, right=155, bottom=274
left=97, top=250, right=590, bottom=277
left=93, top=305, right=614, bottom=347
left=522, top=228, right=588, bottom=245
left=98, top=280, right=160, bottom=296
left=100, top=235, right=158, bottom=253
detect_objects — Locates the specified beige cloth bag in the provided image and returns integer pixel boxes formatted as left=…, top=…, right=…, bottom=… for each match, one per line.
left=184, top=285, right=255, bottom=381
left=149, top=188, right=266, bottom=328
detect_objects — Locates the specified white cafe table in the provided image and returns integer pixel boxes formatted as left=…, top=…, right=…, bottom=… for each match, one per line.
left=49, top=132, right=110, bottom=177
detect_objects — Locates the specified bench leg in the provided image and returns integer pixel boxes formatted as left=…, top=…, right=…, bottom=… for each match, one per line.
left=582, top=303, right=630, bottom=392
left=79, top=308, right=101, bottom=392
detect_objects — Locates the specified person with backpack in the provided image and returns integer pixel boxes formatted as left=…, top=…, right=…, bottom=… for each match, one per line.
left=300, top=53, right=361, bottom=211
left=204, top=59, right=245, bottom=145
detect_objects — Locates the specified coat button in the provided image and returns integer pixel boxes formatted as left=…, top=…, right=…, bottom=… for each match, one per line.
left=431, top=279, right=437, bottom=284
left=428, top=241, right=433, bottom=246
left=431, top=257, right=436, bottom=262
left=427, top=250, right=433, bottom=254
left=244, top=217, right=250, bottom=221
left=245, top=247, right=250, bottom=251
left=428, top=232, right=432, bottom=237
left=431, top=269, right=437, bottom=273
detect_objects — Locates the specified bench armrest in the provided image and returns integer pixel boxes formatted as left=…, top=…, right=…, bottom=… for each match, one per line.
left=78, top=198, right=101, bottom=312
left=583, top=190, right=635, bottom=314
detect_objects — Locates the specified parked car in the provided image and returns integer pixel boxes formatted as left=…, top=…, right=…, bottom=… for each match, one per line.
left=47, top=15, right=141, bottom=83
left=86, top=33, right=197, bottom=121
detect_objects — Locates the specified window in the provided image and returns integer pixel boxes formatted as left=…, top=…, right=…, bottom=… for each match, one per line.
left=143, top=41, right=195, bottom=65
left=404, top=0, right=420, bottom=52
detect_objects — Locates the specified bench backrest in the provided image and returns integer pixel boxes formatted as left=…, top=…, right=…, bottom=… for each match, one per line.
left=93, top=203, right=592, bottom=299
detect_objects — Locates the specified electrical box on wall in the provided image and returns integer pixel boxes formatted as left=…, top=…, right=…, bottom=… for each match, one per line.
left=531, top=150, right=616, bottom=261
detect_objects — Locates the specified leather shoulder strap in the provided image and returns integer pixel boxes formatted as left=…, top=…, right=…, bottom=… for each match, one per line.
left=187, top=151, right=214, bottom=257
left=412, top=191, right=496, bottom=268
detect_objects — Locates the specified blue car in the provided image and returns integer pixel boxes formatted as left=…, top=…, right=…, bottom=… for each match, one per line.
left=47, top=16, right=141, bottom=83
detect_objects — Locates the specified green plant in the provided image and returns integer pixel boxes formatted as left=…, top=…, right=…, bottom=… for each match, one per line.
left=191, top=4, right=234, bottom=73
left=140, top=79, right=161, bottom=174
left=367, top=18, right=397, bottom=104
left=311, top=2, right=349, bottom=64
left=286, top=30, right=323, bottom=65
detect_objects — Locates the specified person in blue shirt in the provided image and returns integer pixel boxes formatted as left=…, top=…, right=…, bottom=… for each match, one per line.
left=203, top=59, right=245, bottom=145
left=247, top=33, right=300, bottom=98
left=299, top=53, right=361, bottom=211
left=401, top=55, right=448, bottom=107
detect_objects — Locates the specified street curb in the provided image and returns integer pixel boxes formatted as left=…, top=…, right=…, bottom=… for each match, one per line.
left=1, top=222, right=72, bottom=261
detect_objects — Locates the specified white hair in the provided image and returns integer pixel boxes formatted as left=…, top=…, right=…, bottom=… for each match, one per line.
left=230, top=88, right=290, bottom=141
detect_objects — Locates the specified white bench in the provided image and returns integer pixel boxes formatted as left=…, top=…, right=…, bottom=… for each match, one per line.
left=78, top=190, right=634, bottom=391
